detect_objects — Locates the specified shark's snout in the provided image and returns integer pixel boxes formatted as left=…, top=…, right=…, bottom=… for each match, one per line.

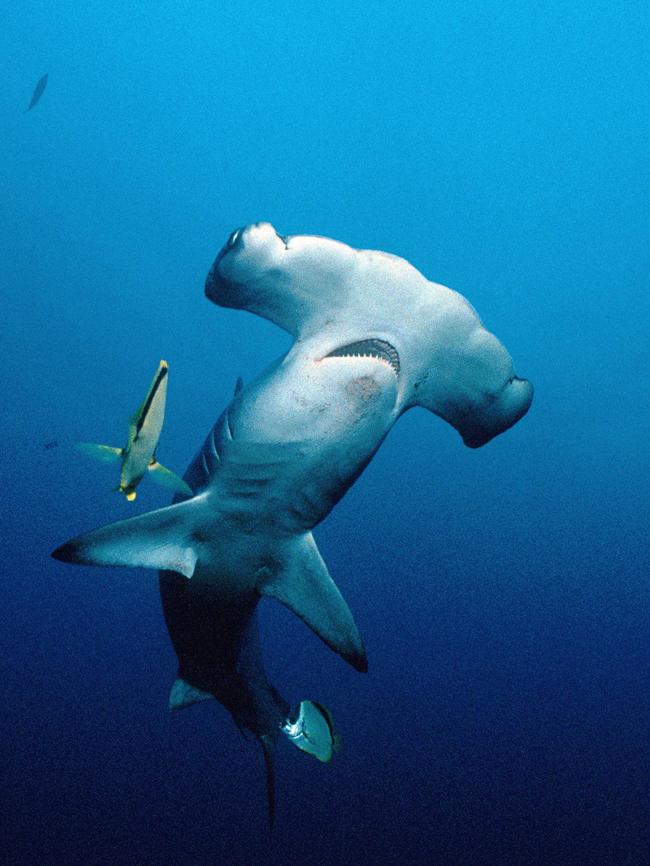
left=205, top=222, right=284, bottom=309
left=226, top=227, right=243, bottom=250
left=205, top=225, right=247, bottom=300
left=459, top=375, right=534, bottom=448
left=205, top=229, right=248, bottom=308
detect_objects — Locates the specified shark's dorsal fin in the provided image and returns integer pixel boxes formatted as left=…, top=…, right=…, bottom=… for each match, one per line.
left=51, top=495, right=206, bottom=578
left=258, top=533, right=367, bottom=672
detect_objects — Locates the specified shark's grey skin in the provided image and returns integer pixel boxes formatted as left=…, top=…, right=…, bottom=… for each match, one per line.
left=52, top=222, right=533, bottom=819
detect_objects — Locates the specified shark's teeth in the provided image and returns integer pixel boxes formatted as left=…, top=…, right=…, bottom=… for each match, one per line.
left=325, top=339, right=400, bottom=375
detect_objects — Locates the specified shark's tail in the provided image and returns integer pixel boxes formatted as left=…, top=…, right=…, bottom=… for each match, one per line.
left=259, top=736, right=277, bottom=828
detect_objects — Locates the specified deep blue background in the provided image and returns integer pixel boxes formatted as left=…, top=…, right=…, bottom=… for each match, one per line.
left=1, top=2, right=648, bottom=863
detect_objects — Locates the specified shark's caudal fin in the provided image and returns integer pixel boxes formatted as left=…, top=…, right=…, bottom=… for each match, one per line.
left=260, top=736, right=276, bottom=828
left=258, top=533, right=367, bottom=673
left=51, top=495, right=205, bottom=578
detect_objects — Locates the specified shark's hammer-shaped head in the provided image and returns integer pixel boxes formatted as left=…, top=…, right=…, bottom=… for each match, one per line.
left=206, top=223, right=533, bottom=447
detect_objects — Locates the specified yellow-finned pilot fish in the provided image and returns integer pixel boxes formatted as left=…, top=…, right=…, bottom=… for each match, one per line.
left=76, top=360, right=192, bottom=501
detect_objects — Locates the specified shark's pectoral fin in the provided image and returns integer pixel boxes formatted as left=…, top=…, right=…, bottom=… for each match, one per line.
left=147, top=460, right=193, bottom=497
left=259, top=533, right=367, bottom=672
left=51, top=495, right=205, bottom=578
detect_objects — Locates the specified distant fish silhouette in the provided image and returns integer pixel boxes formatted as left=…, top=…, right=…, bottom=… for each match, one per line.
left=25, top=73, right=48, bottom=113
left=43, top=440, right=58, bottom=450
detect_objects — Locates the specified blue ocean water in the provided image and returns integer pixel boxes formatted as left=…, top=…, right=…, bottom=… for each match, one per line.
left=1, top=2, right=648, bottom=863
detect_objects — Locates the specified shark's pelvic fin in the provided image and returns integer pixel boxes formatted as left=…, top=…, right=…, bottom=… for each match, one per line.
left=259, top=533, right=367, bottom=672
left=51, top=496, right=204, bottom=578
left=75, top=442, right=123, bottom=463
left=147, top=460, right=193, bottom=497
left=169, top=677, right=213, bottom=711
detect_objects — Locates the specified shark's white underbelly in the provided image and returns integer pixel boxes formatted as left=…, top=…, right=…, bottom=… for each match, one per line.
left=183, top=351, right=400, bottom=538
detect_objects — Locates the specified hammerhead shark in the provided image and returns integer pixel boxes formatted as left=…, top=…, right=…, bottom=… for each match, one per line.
left=52, top=223, right=533, bottom=822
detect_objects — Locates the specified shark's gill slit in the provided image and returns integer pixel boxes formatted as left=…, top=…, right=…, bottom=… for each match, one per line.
left=325, top=339, right=400, bottom=375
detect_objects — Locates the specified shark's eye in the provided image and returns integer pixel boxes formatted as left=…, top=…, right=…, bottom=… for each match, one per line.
left=325, top=339, right=400, bottom=375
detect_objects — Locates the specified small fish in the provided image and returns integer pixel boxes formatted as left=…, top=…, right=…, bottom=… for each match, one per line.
left=43, top=440, right=58, bottom=450
left=25, top=73, right=48, bottom=113
left=75, top=360, right=191, bottom=501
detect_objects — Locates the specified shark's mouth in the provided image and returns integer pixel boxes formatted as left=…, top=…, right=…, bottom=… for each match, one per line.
left=325, top=339, right=400, bottom=375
